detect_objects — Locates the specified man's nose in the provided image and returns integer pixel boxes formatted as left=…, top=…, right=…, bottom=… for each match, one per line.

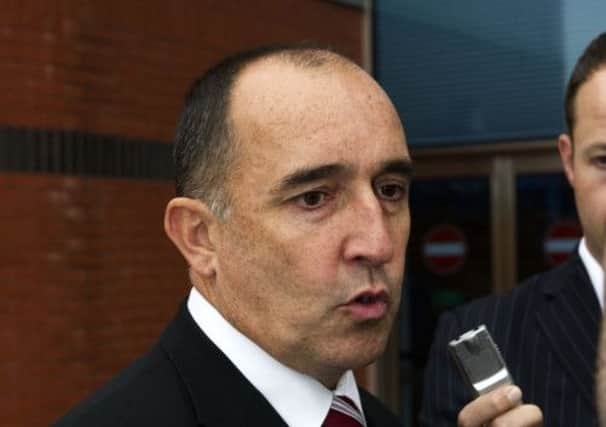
left=342, top=194, right=395, bottom=267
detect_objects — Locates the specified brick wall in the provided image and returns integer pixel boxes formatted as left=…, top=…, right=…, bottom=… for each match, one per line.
left=1, top=174, right=185, bottom=426
left=0, top=0, right=362, bottom=141
left=0, top=1, right=363, bottom=426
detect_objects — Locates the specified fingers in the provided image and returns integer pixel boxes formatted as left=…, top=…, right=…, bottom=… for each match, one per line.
left=489, top=404, right=543, bottom=427
left=457, top=386, right=542, bottom=427
left=458, top=386, right=521, bottom=426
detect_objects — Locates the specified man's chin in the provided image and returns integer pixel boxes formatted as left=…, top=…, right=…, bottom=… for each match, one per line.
left=336, top=331, right=391, bottom=368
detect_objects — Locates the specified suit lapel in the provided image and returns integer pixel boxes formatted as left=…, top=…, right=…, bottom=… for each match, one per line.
left=359, top=389, right=400, bottom=427
left=159, top=302, right=288, bottom=427
left=535, top=254, right=601, bottom=408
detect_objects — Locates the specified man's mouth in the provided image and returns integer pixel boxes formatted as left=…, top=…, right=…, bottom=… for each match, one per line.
left=343, top=290, right=390, bottom=320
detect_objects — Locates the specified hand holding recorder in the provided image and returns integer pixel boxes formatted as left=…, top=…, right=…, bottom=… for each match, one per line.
left=450, top=325, right=543, bottom=427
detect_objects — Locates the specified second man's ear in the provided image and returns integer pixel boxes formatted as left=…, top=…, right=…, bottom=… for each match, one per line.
left=558, top=133, right=576, bottom=187
left=164, top=197, right=219, bottom=278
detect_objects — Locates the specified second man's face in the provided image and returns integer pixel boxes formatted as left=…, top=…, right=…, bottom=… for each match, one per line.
left=561, top=67, right=606, bottom=264
left=211, top=60, right=411, bottom=386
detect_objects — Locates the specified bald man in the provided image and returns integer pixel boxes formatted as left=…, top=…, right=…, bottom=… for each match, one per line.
left=55, top=44, right=540, bottom=427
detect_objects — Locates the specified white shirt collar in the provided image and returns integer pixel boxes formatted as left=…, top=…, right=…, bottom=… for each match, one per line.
left=186, top=287, right=366, bottom=427
left=578, top=237, right=605, bottom=309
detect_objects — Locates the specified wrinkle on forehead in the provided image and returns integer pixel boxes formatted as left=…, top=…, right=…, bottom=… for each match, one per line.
left=224, top=57, right=407, bottom=200
left=230, top=58, right=398, bottom=136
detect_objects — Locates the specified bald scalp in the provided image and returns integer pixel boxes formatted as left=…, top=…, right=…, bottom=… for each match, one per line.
left=173, top=44, right=359, bottom=218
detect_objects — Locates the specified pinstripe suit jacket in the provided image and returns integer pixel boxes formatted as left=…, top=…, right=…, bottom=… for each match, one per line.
left=55, top=301, right=400, bottom=427
left=419, top=253, right=601, bottom=426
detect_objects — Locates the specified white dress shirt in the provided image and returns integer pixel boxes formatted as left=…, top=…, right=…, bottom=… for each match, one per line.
left=578, top=237, right=605, bottom=310
left=187, top=287, right=367, bottom=427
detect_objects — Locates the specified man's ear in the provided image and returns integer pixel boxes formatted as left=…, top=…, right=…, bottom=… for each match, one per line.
left=558, top=133, right=575, bottom=187
left=164, top=197, right=219, bottom=278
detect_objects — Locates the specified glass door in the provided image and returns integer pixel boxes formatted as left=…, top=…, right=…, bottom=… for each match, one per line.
left=380, top=141, right=578, bottom=426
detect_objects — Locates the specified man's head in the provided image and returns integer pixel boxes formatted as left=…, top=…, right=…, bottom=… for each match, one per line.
left=172, top=44, right=355, bottom=217
left=164, top=44, right=411, bottom=388
left=559, top=33, right=606, bottom=263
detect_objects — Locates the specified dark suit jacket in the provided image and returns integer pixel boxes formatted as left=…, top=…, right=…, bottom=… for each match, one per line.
left=55, top=301, right=400, bottom=427
left=419, top=253, right=601, bottom=426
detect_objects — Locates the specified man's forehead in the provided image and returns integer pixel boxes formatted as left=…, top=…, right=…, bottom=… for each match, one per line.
left=235, top=53, right=347, bottom=84
left=272, top=157, right=412, bottom=193
left=263, top=141, right=410, bottom=193
left=577, top=69, right=606, bottom=114
left=231, top=57, right=376, bottom=113
left=225, top=55, right=407, bottom=179
left=231, top=59, right=398, bottom=133
left=572, top=70, right=606, bottom=141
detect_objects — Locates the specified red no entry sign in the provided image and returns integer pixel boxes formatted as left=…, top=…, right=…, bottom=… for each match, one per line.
left=422, top=224, right=467, bottom=275
left=544, top=221, right=582, bottom=266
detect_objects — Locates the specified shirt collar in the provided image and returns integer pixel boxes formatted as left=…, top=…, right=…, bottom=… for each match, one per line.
left=578, top=237, right=605, bottom=309
left=186, top=287, right=366, bottom=427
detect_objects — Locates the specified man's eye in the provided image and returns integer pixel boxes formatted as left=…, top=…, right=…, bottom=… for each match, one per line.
left=594, top=155, right=606, bottom=167
left=295, top=191, right=328, bottom=209
left=377, top=183, right=406, bottom=200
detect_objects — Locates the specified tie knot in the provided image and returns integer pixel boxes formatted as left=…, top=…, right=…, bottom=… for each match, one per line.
left=322, top=395, right=365, bottom=427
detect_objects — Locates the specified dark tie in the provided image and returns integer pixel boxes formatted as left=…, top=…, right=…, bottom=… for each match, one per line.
left=322, top=395, right=365, bottom=427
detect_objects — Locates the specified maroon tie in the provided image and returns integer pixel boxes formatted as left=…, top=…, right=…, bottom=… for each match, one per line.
left=322, top=395, right=365, bottom=427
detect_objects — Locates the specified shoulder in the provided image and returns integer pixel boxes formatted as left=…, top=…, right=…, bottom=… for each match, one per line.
left=359, top=389, right=400, bottom=427
left=54, top=345, right=196, bottom=427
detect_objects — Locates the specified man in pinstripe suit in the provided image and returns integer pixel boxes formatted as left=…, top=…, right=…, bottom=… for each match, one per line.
left=420, top=33, right=606, bottom=426
left=597, top=248, right=606, bottom=427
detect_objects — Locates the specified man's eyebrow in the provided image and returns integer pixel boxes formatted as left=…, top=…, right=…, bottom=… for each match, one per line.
left=581, top=141, right=606, bottom=157
left=586, top=141, right=606, bottom=149
left=273, top=163, right=349, bottom=193
left=377, top=159, right=413, bottom=178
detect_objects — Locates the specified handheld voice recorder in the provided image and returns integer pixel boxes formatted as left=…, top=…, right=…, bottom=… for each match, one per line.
left=448, top=325, right=513, bottom=396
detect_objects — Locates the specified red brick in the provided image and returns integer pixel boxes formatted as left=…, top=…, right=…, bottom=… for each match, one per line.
left=0, top=2, right=363, bottom=425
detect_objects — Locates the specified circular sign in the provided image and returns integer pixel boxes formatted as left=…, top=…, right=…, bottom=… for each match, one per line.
left=422, top=224, right=467, bottom=275
left=544, top=221, right=582, bottom=266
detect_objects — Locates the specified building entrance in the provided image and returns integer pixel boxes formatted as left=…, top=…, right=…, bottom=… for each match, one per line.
left=382, top=141, right=580, bottom=426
